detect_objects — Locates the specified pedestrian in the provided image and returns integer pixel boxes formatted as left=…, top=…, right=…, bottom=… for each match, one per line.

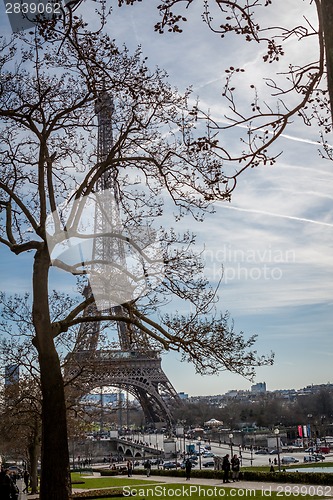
left=0, top=468, right=11, bottom=500
left=0, top=468, right=19, bottom=500
left=127, top=460, right=133, bottom=477
left=222, top=454, right=231, bottom=483
left=270, top=465, right=275, bottom=473
left=231, top=454, right=240, bottom=482
left=145, top=459, right=151, bottom=477
left=23, top=470, right=30, bottom=493
left=185, top=458, right=192, bottom=480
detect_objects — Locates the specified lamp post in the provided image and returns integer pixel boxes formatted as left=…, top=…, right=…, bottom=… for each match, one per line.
left=198, top=437, right=202, bottom=470
left=250, top=445, right=253, bottom=466
left=229, top=433, right=234, bottom=458
left=274, top=428, right=281, bottom=472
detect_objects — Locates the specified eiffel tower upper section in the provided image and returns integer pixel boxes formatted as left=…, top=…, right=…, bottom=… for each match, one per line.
left=74, top=90, right=150, bottom=352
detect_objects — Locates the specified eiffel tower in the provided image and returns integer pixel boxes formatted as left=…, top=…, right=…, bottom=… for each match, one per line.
left=65, top=91, right=181, bottom=426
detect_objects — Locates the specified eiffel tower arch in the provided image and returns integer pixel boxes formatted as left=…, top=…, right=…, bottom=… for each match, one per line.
left=65, top=90, right=181, bottom=427
left=66, top=349, right=180, bottom=425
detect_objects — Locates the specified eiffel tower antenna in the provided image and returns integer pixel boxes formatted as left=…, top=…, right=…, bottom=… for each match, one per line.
left=67, top=90, right=181, bottom=426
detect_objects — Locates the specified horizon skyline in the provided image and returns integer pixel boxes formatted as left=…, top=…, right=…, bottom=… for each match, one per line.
left=177, top=380, right=333, bottom=398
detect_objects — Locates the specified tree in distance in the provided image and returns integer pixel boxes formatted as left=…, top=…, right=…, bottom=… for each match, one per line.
left=0, top=296, right=41, bottom=494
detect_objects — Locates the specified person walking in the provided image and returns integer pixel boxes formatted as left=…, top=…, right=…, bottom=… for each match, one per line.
left=23, top=470, right=30, bottom=493
left=127, top=460, right=133, bottom=477
left=231, top=454, right=240, bottom=482
left=222, top=454, right=231, bottom=483
left=185, top=458, right=192, bottom=480
left=145, top=459, right=151, bottom=477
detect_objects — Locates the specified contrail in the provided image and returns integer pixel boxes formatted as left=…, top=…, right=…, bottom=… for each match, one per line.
left=218, top=203, right=333, bottom=228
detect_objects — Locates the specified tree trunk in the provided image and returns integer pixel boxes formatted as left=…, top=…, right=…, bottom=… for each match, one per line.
left=28, top=419, right=41, bottom=494
left=33, top=246, right=71, bottom=500
left=320, top=0, right=333, bottom=125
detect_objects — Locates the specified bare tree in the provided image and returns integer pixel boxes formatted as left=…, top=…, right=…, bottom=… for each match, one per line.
left=118, top=0, right=333, bottom=172
left=0, top=339, right=41, bottom=494
left=0, top=19, right=273, bottom=499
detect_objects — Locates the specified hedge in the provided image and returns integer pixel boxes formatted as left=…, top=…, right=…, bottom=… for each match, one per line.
left=71, top=488, right=123, bottom=499
left=98, top=467, right=333, bottom=485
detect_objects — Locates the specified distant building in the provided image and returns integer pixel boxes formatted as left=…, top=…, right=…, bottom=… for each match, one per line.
left=178, top=392, right=188, bottom=400
left=251, top=382, right=267, bottom=393
left=4, top=364, right=20, bottom=402
left=225, top=390, right=239, bottom=398
left=5, top=364, right=19, bottom=386
left=83, top=392, right=125, bottom=406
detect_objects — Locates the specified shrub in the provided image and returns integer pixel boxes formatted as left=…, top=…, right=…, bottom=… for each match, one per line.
left=128, top=468, right=333, bottom=485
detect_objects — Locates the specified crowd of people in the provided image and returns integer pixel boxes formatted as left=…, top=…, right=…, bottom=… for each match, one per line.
left=222, top=453, right=241, bottom=483
left=0, top=466, right=30, bottom=499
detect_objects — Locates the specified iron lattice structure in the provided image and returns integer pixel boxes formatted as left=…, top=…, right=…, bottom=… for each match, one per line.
left=66, top=92, right=180, bottom=425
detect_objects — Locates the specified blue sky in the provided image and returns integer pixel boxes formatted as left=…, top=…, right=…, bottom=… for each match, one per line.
left=1, top=1, right=332, bottom=396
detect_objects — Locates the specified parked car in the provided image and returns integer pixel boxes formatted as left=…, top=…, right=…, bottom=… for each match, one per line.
left=150, top=459, right=160, bottom=466
left=269, top=450, right=279, bottom=455
left=255, top=449, right=269, bottom=455
left=163, top=461, right=177, bottom=470
left=318, top=446, right=330, bottom=454
left=304, top=454, right=325, bottom=462
left=203, top=452, right=215, bottom=458
left=304, top=446, right=330, bottom=454
left=281, top=456, right=299, bottom=464
left=304, top=455, right=319, bottom=463
left=181, top=461, right=196, bottom=469
left=7, top=466, right=23, bottom=478
left=314, top=454, right=326, bottom=461
left=202, top=460, right=215, bottom=468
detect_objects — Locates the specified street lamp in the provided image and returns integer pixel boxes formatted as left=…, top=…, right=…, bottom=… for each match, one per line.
left=198, top=437, right=202, bottom=470
left=274, top=428, right=281, bottom=472
left=250, top=445, right=253, bottom=466
left=229, top=433, right=234, bottom=458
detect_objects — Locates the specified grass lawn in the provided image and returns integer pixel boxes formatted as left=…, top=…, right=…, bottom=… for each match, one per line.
left=71, top=472, right=162, bottom=488
left=71, top=475, right=331, bottom=500
left=79, top=483, right=329, bottom=500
